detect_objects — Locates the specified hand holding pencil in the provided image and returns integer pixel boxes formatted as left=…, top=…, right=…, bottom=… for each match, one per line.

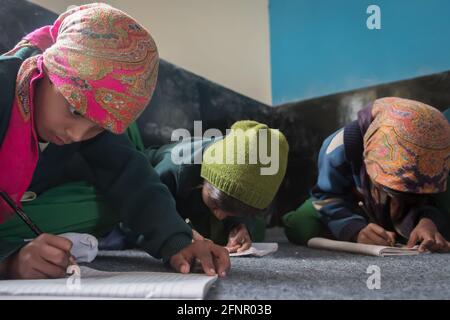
left=0, top=190, right=77, bottom=279
left=356, top=201, right=396, bottom=247
left=356, top=223, right=396, bottom=247
left=5, top=233, right=75, bottom=279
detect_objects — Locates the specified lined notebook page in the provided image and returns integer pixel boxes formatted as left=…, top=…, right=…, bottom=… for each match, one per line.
left=0, top=266, right=217, bottom=299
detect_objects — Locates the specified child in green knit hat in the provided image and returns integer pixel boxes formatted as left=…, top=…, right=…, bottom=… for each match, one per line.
left=141, top=120, right=289, bottom=253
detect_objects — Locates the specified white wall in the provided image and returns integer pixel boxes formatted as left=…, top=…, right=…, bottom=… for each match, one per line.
left=29, top=0, right=272, bottom=105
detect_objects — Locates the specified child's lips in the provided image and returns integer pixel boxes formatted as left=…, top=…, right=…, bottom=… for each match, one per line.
left=54, top=135, right=67, bottom=145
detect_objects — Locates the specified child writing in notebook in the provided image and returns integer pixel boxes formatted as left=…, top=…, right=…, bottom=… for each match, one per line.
left=284, top=98, right=450, bottom=252
left=97, top=120, right=288, bottom=253
left=0, top=3, right=229, bottom=279
left=111, top=120, right=289, bottom=253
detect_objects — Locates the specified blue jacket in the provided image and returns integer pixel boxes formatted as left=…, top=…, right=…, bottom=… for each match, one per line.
left=312, top=108, right=450, bottom=242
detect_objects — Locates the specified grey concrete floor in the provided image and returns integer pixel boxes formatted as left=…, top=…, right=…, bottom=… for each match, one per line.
left=87, top=227, right=450, bottom=300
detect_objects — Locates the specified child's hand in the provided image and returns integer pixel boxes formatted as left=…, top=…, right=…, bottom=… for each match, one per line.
left=226, top=224, right=252, bottom=253
left=407, top=218, right=450, bottom=253
left=5, top=234, right=74, bottom=279
left=169, top=240, right=230, bottom=277
left=356, top=223, right=396, bottom=246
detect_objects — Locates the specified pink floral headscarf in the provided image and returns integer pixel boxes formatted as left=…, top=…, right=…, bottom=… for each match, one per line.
left=42, top=3, right=159, bottom=133
left=0, top=3, right=158, bottom=221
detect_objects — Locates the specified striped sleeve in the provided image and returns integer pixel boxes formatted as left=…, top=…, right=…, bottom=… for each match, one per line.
left=311, top=129, right=368, bottom=241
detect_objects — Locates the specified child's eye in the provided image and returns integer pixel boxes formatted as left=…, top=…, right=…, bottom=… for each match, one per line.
left=69, top=105, right=82, bottom=116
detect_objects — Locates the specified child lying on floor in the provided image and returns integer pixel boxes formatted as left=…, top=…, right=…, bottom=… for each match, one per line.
left=106, top=121, right=289, bottom=253
left=284, top=98, right=450, bottom=253
left=150, top=121, right=289, bottom=252
left=0, top=4, right=229, bottom=279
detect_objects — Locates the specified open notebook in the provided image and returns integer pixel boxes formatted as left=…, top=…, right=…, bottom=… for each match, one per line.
left=229, top=243, right=278, bottom=257
left=0, top=266, right=217, bottom=299
left=307, top=237, right=420, bottom=257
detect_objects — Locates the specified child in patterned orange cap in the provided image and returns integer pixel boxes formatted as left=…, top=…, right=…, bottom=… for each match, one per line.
left=0, top=4, right=229, bottom=280
left=286, top=97, right=450, bottom=253
left=358, top=98, right=450, bottom=252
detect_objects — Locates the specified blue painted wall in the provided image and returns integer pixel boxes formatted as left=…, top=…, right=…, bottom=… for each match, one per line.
left=270, top=0, right=450, bottom=104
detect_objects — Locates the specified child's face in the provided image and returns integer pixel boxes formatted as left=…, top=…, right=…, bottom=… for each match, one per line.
left=201, top=184, right=236, bottom=220
left=34, top=73, right=104, bottom=145
left=370, top=181, right=426, bottom=218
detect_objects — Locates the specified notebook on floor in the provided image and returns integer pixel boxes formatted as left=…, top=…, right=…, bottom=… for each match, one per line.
left=229, top=242, right=278, bottom=257
left=0, top=266, right=217, bottom=299
left=307, top=237, right=420, bottom=257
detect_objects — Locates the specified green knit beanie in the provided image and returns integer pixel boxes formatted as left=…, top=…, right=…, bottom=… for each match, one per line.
left=200, top=120, right=289, bottom=209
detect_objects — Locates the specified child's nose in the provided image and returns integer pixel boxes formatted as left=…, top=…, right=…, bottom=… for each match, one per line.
left=66, top=131, right=82, bottom=143
left=214, top=210, right=227, bottom=220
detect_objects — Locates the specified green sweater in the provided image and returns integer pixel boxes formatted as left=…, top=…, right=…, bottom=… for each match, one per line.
left=0, top=48, right=192, bottom=263
left=145, top=137, right=254, bottom=245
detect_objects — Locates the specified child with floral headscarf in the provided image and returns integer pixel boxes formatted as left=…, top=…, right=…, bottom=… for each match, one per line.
left=284, top=97, right=450, bottom=253
left=0, top=3, right=229, bottom=279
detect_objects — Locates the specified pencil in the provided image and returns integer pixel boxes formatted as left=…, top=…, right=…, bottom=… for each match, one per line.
left=0, top=191, right=43, bottom=236
left=358, top=201, right=394, bottom=247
